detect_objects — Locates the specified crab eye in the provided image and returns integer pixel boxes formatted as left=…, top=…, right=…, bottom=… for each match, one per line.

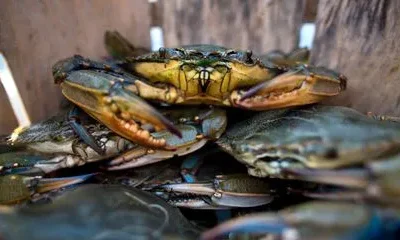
left=226, top=50, right=236, bottom=55
left=158, top=47, right=167, bottom=58
left=181, top=64, right=195, bottom=71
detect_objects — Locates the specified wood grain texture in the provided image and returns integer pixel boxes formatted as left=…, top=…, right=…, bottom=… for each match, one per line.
left=303, top=0, right=319, bottom=22
left=0, top=0, right=151, bottom=135
left=160, top=0, right=305, bottom=53
left=311, top=0, right=400, bottom=115
left=0, top=84, right=18, bottom=135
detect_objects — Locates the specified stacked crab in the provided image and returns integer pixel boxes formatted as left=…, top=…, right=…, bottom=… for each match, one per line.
left=0, top=31, right=398, bottom=240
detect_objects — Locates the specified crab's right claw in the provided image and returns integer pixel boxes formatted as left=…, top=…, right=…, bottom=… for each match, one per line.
left=52, top=57, right=181, bottom=149
left=234, top=65, right=347, bottom=110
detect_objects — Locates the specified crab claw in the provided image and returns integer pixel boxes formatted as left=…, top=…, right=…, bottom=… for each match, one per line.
left=0, top=173, right=95, bottom=205
left=233, top=65, right=347, bottom=110
left=201, top=201, right=383, bottom=240
left=158, top=174, right=274, bottom=209
left=107, top=107, right=227, bottom=170
left=34, top=173, right=96, bottom=193
left=53, top=58, right=182, bottom=149
left=107, top=125, right=208, bottom=170
left=284, top=168, right=369, bottom=188
left=285, top=158, right=400, bottom=204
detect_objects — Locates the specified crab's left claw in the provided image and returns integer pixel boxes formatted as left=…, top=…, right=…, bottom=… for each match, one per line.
left=52, top=56, right=181, bottom=149
left=232, top=65, right=347, bottom=110
left=201, top=201, right=388, bottom=240
left=158, top=174, right=275, bottom=209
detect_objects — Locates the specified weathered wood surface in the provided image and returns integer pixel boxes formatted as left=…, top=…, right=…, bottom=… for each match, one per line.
left=160, top=0, right=306, bottom=53
left=303, top=0, right=319, bottom=22
left=311, top=0, right=400, bottom=115
left=0, top=0, right=151, bottom=135
left=0, top=84, right=18, bottom=136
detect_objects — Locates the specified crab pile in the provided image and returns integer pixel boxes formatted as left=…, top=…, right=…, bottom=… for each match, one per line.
left=0, top=31, right=399, bottom=240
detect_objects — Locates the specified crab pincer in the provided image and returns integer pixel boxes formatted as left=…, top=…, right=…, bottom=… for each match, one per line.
left=52, top=56, right=182, bottom=150
left=234, top=65, right=347, bottom=110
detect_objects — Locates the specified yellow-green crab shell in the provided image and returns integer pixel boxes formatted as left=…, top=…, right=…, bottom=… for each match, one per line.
left=52, top=40, right=346, bottom=151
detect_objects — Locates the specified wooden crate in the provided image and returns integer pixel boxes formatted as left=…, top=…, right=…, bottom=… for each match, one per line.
left=1, top=0, right=398, bottom=134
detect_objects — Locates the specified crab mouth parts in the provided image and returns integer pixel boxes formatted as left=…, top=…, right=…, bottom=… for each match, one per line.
left=195, top=70, right=212, bottom=92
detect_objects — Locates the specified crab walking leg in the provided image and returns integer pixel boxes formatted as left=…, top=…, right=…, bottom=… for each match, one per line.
left=201, top=201, right=389, bottom=240
left=231, top=65, right=347, bottom=110
left=284, top=156, right=400, bottom=204
left=0, top=173, right=95, bottom=205
left=367, top=112, right=400, bottom=123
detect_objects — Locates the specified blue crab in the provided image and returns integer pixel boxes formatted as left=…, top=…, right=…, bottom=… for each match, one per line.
left=0, top=184, right=200, bottom=239
left=51, top=31, right=346, bottom=152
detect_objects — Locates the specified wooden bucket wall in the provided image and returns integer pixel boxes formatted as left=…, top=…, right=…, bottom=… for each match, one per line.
left=0, top=0, right=398, bottom=135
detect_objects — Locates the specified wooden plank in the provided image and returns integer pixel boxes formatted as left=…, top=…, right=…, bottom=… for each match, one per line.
left=303, top=0, right=319, bottom=22
left=311, top=0, right=400, bottom=115
left=0, top=0, right=151, bottom=135
left=160, top=0, right=305, bottom=53
left=0, top=84, right=18, bottom=135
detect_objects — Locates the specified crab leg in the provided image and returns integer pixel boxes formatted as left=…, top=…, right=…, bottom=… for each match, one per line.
left=0, top=173, right=95, bottom=205
left=33, top=173, right=96, bottom=193
left=231, top=65, right=347, bottom=110
left=284, top=157, right=400, bottom=205
left=201, top=201, right=384, bottom=240
left=158, top=174, right=275, bottom=209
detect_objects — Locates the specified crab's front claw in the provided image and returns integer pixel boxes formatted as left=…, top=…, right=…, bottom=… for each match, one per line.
left=158, top=174, right=275, bottom=209
left=107, top=107, right=227, bottom=170
left=107, top=125, right=207, bottom=170
left=202, top=201, right=389, bottom=240
left=232, top=65, right=347, bottom=110
left=53, top=58, right=181, bottom=149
